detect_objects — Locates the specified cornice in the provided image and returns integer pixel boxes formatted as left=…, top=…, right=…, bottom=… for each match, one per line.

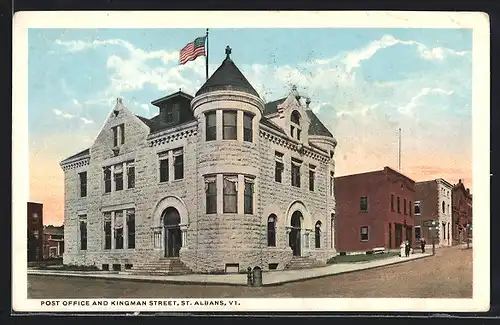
left=191, top=90, right=265, bottom=113
left=148, top=126, right=198, bottom=147
left=60, top=157, right=90, bottom=171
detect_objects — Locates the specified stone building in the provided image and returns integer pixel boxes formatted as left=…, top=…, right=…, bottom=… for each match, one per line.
left=452, top=179, right=473, bottom=244
left=414, top=179, right=453, bottom=247
left=60, top=46, right=337, bottom=274
left=334, top=167, right=416, bottom=253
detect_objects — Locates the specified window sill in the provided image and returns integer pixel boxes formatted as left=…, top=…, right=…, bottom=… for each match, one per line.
left=158, top=178, right=185, bottom=185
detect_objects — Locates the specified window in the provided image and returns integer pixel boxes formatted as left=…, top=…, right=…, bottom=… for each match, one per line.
left=104, top=167, right=112, bottom=193
left=447, top=204, right=450, bottom=214
left=223, top=111, right=237, bottom=140
left=360, top=196, right=368, bottom=212
left=390, top=194, right=395, bottom=211
left=205, top=177, right=217, bottom=214
left=79, top=215, right=87, bottom=251
left=414, top=201, right=421, bottom=215
left=159, top=158, right=169, bottom=182
left=409, top=201, right=412, bottom=216
left=291, top=110, right=301, bottom=125
left=205, top=111, right=217, bottom=141
left=360, top=226, right=369, bottom=241
left=127, top=209, right=135, bottom=249
left=297, top=129, right=301, bottom=141
left=104, top=212, right=111, bottom=250
left=112, top=124, right=125, bottom=146
left=127, top=164, right=135, bottom=189
left=290, top=110, right=301, bottom=140
left=415, top=226, right=421, bottom=240
left=79, top=172, right=87, bottom=197
left=309, top=165, right=315, bottom=191
left=442, top=201, right=445, bottom=214
left=173, top=149, right=184, bottom=180
left=330, top=171, right=334, bottom=197
left=244, top=177, right=254, bottom=214
left=223, top=176, right=238, bottom=213
left=275, top=152, right=284, bottom=183
left=397, top=196, right=401, bottom=213
left=243, top=113, right=253, bottom=142
left=114, top=165, right=123, bottom=191
left=114, top=211, right=124, bottom=249
left=291, top=159, right=302, bottom=188
left=315, top=221, right=322, bottom=248
left=165, top=104, right=180, bottom=125
left=404, top=199, right=407, bottom=215
left=267, top=215, right=276, bottom=247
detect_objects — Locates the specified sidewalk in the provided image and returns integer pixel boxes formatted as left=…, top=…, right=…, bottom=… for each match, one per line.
left=28, top=252, right=431, bottom=286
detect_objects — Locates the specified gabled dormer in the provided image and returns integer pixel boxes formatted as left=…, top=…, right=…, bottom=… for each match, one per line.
left=149, top=90, right=196, bottom=133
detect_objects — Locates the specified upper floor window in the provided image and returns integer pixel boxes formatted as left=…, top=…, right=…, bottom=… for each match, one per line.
left=390, top=194, right=395, bottom=211
left=329, top=171, right=334, bottom=197
left=205, top=111, right=217, bottom=141
left=114, top=164, right=123, bottom=191
left=409, top=200, right=412, bottom=216
left=290, top=110, right=302, bottom=140
left=360, top=226, right=369, bottom=242
left=404, top=199, right=407, bottom=215
left=223, top=175, right=238, bottom=213
left=243, top=113, right=254, bottom=142
left=104, top=212, right=111, bottom=250
left=159, top=158, right=169, bottom=183
left=127, top=163, right=135, bottom=189
left=275, top=152, right=284, bottom=183
left=360, top=196, right=368, bottom=212
left=223, top=111, right=237, bottom=140
left=244, top=177, right=254, bottom=214
left=112, top=124, right=125, bottom=147
left=442, top=201, right=445, bottom=214
left=103, top=167, right=112, bottom=193
left=267, top=215, right=277, bottom=247
left=309, top=165, right=316, bottom=191
left=79, top=171, right=87, bottom=197
left=165, top=103, right=180, bottom=125
left=291, top=158, right=302, bottom=188
left=173, top=149, right=184, bottom=180
left=397, top=196, right=401, bottom=213
left=205, top=177, right=217, bottom=214
left=414, top=201, right=421, bottom=215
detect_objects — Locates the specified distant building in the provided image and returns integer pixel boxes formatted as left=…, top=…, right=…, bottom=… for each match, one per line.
left=335, top=167, right=416, bottom=253
left=27, top=202, right=43, bottom=262
left=43, top=225, right=64, bottom=259
left=414, top=179, right=453, bottom=247
left=452, top=179, right=473, bottom=244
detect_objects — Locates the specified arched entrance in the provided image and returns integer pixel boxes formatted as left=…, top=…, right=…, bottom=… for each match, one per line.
left=289, top=211, right=302, bottom=256
left=162, top=207, right=182, bottom=257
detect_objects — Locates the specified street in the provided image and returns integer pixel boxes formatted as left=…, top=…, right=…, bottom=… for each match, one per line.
left=28, top=245, right=472, bottom=299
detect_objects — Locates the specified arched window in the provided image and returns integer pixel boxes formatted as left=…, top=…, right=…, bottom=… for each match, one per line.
left=290, top=110, right=302, bottom=140
left=315, top=221, right=322, bottom=248
left=267, top=214, right=277, bottom=247
left=442, top=201, right=445, bottom=214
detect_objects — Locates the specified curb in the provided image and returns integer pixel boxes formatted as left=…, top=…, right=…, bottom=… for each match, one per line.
left=28, top=254, right=433, bottom=288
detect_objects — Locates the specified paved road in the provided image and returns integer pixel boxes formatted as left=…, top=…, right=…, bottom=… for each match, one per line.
left=28, top=246, right=472, bottom=299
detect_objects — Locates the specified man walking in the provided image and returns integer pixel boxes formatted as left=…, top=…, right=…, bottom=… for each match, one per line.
left=420, top=237, right=426, bottom=253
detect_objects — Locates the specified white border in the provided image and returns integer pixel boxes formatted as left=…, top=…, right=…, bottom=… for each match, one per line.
left=12, top=11, right=490, bottom=313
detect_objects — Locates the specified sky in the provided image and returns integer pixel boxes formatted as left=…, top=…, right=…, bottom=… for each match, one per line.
left=27, top=28, right=473, bottom=226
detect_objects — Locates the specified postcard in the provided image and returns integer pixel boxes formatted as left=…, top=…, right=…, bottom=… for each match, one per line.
left=13, top=11, right=490, bottom=313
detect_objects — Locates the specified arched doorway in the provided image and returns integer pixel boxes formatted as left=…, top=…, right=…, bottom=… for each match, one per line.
left=289, top=211, right=302, bottom=256
left=162, top=207, right=182, bottom=257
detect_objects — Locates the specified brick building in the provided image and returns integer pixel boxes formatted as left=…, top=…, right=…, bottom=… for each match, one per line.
left=414, top=179, right=453, bottom=247
left=60, top=46, right=337, bottom=274
left=334, top=167, right=416, bottom=253
left=452, top=179, right=473, bottom=244
left=27, top=202, right=43, bottom=262
left=43, top=225, right=64, bottom=259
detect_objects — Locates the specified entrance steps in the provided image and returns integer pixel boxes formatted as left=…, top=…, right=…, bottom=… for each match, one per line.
left=284, top=256, right=324, bottom=270
left=126, top=258, right=192, bottom=276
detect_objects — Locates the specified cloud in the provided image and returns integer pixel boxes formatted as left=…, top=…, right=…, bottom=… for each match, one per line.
left=141, top=104, right=150, bottom=112
left=52, top=109, right=74, bottom=119
left=398, top=87, right=454, bottom=116
left=341, top=34, right=470, bottom=73
left=80, top=117, right=94, bottom=124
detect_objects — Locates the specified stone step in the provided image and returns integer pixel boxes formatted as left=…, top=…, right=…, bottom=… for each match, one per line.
left=129, top=258, right=192, bottom=276
left=284, top=257, right=324, bottom=270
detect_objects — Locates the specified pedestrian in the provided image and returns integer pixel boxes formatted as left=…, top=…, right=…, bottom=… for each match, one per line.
left=420, top=237, right=426, bottom=253
left=405, top=240, right=410, bottom=257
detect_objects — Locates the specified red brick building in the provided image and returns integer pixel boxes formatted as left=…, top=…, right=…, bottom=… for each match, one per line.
left=43, top=225, right=64, bottom=259
left=452, top=179, right=473, bottom=244
left=27, top=202, right=44, bottom=262
left=334, top=167, right=416, bottom=253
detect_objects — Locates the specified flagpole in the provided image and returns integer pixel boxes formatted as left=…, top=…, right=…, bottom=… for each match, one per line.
left=205, top=28, right=209, bottom=81
left=398, top=128, right=401, bottom=172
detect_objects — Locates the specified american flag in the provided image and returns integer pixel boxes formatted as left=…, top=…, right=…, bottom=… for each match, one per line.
left=179, top=36, right=206, bottom=65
